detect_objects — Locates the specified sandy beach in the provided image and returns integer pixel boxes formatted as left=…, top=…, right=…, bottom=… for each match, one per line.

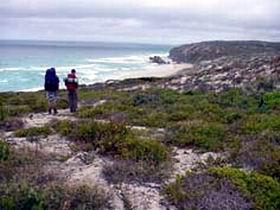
left=111, top=63, right=193, bottom=79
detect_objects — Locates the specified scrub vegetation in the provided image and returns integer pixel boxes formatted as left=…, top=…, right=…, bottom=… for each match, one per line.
left=0, top=80, right=279, bottom=209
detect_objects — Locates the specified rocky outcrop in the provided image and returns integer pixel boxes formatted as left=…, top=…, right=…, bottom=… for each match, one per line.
left=164, top=54, right=280, bottom=92
left=169, top=41, right=280, bottom=64
left=149, top=56, right=168, bottom=64
left=163, top=41, right=280, bottom=92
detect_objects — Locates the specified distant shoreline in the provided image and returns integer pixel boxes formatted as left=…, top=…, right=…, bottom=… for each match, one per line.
left=13, top=63, right=192, bottom=93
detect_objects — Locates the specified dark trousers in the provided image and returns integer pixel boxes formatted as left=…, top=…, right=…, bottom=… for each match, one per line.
left=68, top=91, right=78, bottom=112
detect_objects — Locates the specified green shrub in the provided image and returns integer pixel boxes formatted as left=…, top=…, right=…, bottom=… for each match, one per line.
left=166, top=104, right=195, bottom=122
left=43, top=183, right=110, bottom=210
left=0, top=91, right=70, bottom=118
left=0, top=117, right=24, bottom=132
left=165, top=167, right=280, bottom=210
left=137, top=111, right=169, bottom=128
left=103, top=160, right=171, bottom=184
left=166, top=121, right=226, bottom=151
left=164, top=175, right=185, bottom=205
left=57, top=98, right=69, bottom=109
left=14, top=126, right=52, bottom=137
left=232, top=133, right=280, bottom=179
left=60, top=120, right=169, bottom=163
left=223, top=109, right=243, bottom=123
left=264, top=91, right=280, bottom=109
left=0, top=102, right=7, bottom=121
left=194, top=99, right=225, bottom=121
left=243, top=114, right=280, bottom=134
left=259, top=148, right=280, bottom=180
left=210, top=167, right=280, bottom=210
left=7, top=93, right=47, bottom=113
left=78, top=89, right=129, bottom=101
left=77, top=106, right=106, bottom=118
left=0, top=140, right=10, bottom=162
left=6, top=105, right=32, bottom=117
left=0, top=181, right=44, bottom=210
left=0, top=147, right=53, bottom=184
left=0, top=181, right=110, bottom=210
left=53, top=120, right=73, bottom=136
left=72, top=121, right=129, bottom=143
left=164, top=172, right=252, bottom=210
left=115, top=135, right=169, bottom=163
left=211, top=88, right=258, bottom=110
left=28, top=98, right=47, bottom=113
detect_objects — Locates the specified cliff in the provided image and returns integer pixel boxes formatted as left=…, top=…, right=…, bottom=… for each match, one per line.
left=166, top=41, right=280, bottom=92
left=169, top=40, right=280, bottom=63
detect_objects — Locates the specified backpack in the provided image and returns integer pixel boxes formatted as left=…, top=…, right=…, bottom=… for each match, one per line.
left=44, top=68, right=59, bottom=91
left=64, top=73, right=78, bottom=91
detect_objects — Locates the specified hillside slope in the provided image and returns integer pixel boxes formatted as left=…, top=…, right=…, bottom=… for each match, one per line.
left=166, top=41, right=280, bottom=92
left=169, top=40, right=280, bottom=63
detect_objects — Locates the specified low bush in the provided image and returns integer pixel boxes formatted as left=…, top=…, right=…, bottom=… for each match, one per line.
left=0, top=143, right=110, bottom=210
left=0, top=181, right=110, bottom=210
left=52, top=120, right=73, bottom=136
left=210, top=88, right=258, bottom=111
left=77, top=106, right=106, bottom=118
left=210, top=167, right=280, bottom=210
left=164, top=171, right=252, bottom=210
left=114, top=134, right=169, bottom=163
left=165, top=167, right=280, bottom=210
left=232, top=133, right=280, bottom=179
left=6, top=105, right=32, bottom=117
left=57, top=98, right=69, bottom=109
left=103, top=160, right=171, bottom=184
left=165, top=121, right=226, bottom=151
left=0, top=140, right=10, bottom=162
left=243, top=114, right=280, bottom=134
left=58, top=120, right=169, bottom=163
left=222, top=108, right=244, bottom=124
left=0, top=103, right=7, bottom=121
left=77, top=101, right=132, bottom=122
left=43, top=184, right=111, bottom=210
left=0, top=146, right=55, bottom=185
left=263, top=91, right=280, bottom=109
left=0, top=117, right=24, bottom=132
left=73, top=121, right=129, bottom=143
left=0, top=181, right=44, bottom=210
left=14, top=126, right=52, bottom=137
left=78, top=89, right=130, bottom=101
left=259, top=149, right=280, bottom=180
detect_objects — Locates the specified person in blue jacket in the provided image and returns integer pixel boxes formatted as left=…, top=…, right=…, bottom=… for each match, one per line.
left=44, top=68, right=59, bottom=114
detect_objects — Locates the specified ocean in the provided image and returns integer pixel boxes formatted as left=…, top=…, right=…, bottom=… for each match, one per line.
left=0, top=40, right=172, bottom=92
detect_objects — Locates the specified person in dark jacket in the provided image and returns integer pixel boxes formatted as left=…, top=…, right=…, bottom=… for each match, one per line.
left=64, top=69, right=78, bottom=112
left=44, top=68, right=59, bottom=114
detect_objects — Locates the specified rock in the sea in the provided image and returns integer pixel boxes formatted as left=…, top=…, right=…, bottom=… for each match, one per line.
left=149, top=55, right=168, bottom=64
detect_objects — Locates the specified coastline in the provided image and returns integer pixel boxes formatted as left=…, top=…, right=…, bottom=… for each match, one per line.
left=112, top=63, right=193, bottom=79
left=17, top=63, right=192, bottom=93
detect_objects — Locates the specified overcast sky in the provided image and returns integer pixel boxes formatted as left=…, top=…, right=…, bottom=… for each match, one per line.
left=1, top=0, right=280, bottom=44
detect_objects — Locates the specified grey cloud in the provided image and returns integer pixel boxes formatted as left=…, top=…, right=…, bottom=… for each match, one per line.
left=0, top=0, right=280, bottom=44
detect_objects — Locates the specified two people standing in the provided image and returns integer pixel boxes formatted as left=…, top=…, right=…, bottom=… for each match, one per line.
left=44, top=68, right=78, bottom=114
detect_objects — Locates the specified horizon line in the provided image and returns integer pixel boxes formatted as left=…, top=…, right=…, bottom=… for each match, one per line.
left=0, top=38, right=175, bottom=47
